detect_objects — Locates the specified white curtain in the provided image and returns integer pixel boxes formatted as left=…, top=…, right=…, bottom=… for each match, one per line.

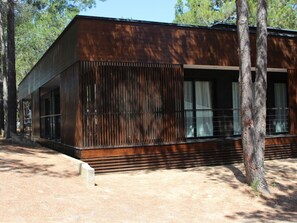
left=232, top=82, right=241, bottom=135
left=184, top=81, right=194, bottom=137
left=195, top=81, right=213, bottom=137
left=274, top=83, right=287, bottom=133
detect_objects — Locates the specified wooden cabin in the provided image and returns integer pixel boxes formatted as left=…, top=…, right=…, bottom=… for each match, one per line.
left=18, top=16, right=297, bottom=173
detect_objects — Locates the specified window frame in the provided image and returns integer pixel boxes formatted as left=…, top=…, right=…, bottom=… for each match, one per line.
left=184, top=77, right=216, bottom=139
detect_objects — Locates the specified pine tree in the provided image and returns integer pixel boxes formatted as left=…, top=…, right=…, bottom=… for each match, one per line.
left=237, top=0, right=270, bottom=195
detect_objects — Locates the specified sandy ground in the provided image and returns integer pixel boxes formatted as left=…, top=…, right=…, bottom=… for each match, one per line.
left=0, top=140, right=296, bottom=223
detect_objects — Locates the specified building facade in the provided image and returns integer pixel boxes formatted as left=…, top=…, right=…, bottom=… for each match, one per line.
left=18, top=16, right=297, bottom=173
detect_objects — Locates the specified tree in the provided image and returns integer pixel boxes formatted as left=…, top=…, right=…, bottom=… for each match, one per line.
left=174, top=0, right=236, bottom=25
left=253, top=0, right=269, bottom=193
left=0, top=1, right=6, bottom=134
left=15, top=0, right=97, bottom=83
left=248, top=0, right=297, bottom=30
left=7, top=0, right=16, bottom=135
left=236, top=0, right=269, bottom=194
left=0, top=0, right=17, bottom=138
left=175, top=0, right=297, bottom=30
left=0, top=0, right=98, bottom=137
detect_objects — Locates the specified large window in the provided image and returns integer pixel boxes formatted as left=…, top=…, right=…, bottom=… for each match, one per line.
left=184, top=81, right=213, bottom=137
left=231, top=81, right=289, bottom=135
left=232, top=82, right=241, bottom=135
left=184, top=69, right=289, bottom=139
left=274, top=83, right=288, bottom=133
left=40, top=88, right=61, bottom=140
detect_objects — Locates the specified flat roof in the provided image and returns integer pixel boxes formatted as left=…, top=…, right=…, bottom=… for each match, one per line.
left=19, top=15, right=297, bottom=87
left=76, top=15, right=297, bottom=37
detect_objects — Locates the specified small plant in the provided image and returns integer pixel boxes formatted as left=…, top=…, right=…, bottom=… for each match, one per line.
left=251, top=178, right=261, bottom=196
left=271, top=181, right=277, bottom=187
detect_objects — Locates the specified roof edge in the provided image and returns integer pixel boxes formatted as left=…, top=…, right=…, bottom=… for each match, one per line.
left=19, top=15, right=297, bottom=88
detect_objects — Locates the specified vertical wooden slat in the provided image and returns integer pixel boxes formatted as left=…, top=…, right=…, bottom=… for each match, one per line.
left=81, top=61, right=184, bottom=148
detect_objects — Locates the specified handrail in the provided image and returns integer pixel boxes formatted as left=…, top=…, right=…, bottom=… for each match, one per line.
left=40, top=114, right=61, bottom=119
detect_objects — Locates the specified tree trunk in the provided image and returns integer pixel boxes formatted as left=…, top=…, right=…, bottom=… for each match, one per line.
left=7, top=0, right=16, bottom=134
left=236, top=0, right=270, bottom=195
left=236, top=0, right=255, bottom=185
left=1, top=2, right=9, bottom=138
left=0, top=3, right=4, bottom=133
left=254, top=0, right=269, bottom=194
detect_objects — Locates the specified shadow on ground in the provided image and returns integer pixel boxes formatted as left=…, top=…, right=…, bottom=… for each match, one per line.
left=225, top=190, right=297, bottom=222
left=157, top=157, right=297, bottom=222
left=0, top=139, right=78, bottom=178
left=223, top=160, right=297, bottom=222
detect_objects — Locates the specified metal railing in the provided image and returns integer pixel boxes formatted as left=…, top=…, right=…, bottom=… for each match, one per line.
left=266, top=107, right=289, bottom=135
left=82, top=107, right=289, bottom=147
left=40, top=114, right=61, bottom=140
left=184, top=107, right=289, bottom=138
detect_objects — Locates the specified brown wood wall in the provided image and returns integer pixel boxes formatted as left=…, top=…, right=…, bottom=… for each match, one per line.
left=77, top=18, right=297, bottom=69
left=81, top=136, right=297, bottom=174
left=60, top=63, right=83, bottom=147
left=31, top=89, right=40, bottom=139
left=81, top=61, right=184, bottom=147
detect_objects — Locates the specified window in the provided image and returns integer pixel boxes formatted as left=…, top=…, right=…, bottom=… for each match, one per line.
left=40, top=88, right=61, bottom=140
left=184, top=81, right=213, bottom=137
left=232, top=81, right=289, bottom=135
left=184, top=81, right=194, bottom=137
left=232, top=82, right=241, bottom=135
left=274, top=83, right=288, bottom=133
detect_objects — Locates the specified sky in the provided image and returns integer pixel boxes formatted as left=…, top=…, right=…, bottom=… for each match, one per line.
left=80, top=0, right=177, bottom=23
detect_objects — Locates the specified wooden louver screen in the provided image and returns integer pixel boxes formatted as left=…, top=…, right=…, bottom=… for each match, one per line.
left=81, top=61, right=185, bottom=148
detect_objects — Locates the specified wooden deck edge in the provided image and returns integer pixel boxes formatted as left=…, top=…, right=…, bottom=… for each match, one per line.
left=36, top=136, right=297, bottom=174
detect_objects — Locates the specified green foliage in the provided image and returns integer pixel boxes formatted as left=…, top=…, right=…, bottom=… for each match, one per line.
left=15, top=0, right=96, bottom=84
left=174, top=0, right=297, bottom=29
left=251, top=178, right=260, bottom=195
left=174, top=0, right=236, bottom=26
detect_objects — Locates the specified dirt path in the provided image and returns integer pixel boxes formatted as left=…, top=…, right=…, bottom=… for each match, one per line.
left=0, top=141, right=296, bottom=222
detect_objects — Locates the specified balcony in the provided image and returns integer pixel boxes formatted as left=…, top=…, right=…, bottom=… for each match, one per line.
left=184, top=107, right=289, bottom=138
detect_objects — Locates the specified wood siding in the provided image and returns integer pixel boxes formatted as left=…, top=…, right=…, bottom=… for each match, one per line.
left=18, top=22, right=79, bottom=100
left=77, top=18, right=297, bottom=69
left=80, top=136, right=297, bottom=174
left=81, top=61, right=184, bottom=147
left=18, top=17, right=297, bottom=171
left=60, top=63, right=82, bottom=147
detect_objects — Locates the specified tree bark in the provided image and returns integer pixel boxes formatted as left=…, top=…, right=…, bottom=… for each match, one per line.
left=254, top=0, right=269, bottom=194
left=236, top=0, right=270, bottom=195
left=0, top=3, right=4, bottom=133
left=7, top=0, right=16, bottom=134
left=1, top=2, right=9, bottom=138
left=236, top=0, right=255, bottom=186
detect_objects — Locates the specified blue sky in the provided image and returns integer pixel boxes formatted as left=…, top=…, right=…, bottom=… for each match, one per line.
left=80, top=0, right=177, bottom=23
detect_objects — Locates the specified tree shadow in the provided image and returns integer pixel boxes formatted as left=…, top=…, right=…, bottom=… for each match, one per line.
left=0, top=140, right=79, bottom=178
left=225, top=159, right=297, bottom=222
left=0, top=140, right=59, bottom=159
left=225, top=164, right=246, bottom=184
left=226, top=190, right=297, bottom=222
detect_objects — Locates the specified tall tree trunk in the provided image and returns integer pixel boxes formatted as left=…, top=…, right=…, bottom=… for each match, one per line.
left=237, top=0, right=270, bottom=195
left=7, top=0, right=16, bottom=134
left=1, top=2, right=9, bottom=138
left=236, top=0, right=255, bottom=185
left=254, top=0, right=269, bottom=194
left=0, top=3, right=4, bottom=134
